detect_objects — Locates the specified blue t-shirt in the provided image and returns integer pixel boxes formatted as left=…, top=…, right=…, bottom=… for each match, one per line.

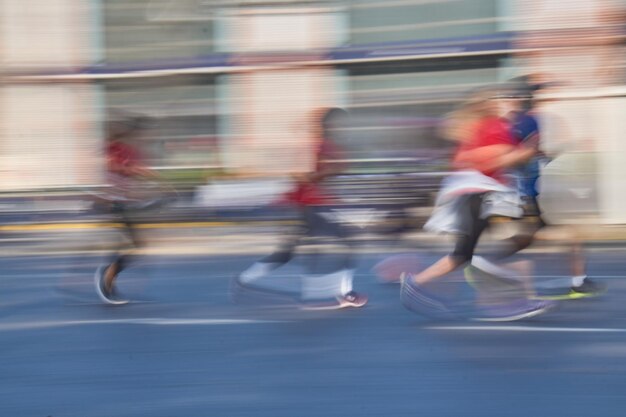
left=511, top=112, right=540, bottom=197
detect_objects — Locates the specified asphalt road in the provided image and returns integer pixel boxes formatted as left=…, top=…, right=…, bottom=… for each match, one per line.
left=2, top=240, right=626, bottom=417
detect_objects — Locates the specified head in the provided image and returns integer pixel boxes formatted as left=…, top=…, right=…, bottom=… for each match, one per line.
left=441, top=87, right=512, bottom=143
left=312, top=107, right=350, bottom=141
left=463, top=88, right=501, bottom=117
left=440, top=91, right=492, bottom=143
left=464, top=83, right=536, bottom=120
left=506, top=74, right=552, bottom=112
left=106, top=113, right=151, bottom=143
left=494, top=93, right=529, bottom=119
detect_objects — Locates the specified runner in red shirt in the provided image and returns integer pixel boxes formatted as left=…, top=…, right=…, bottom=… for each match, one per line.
left=233, top=108, right=367, bottom=309
left=94, top=115, right=156, bottom=305
left=454, top=116, right=515, bottom=179
left=399, top=89, right=553, bottom=321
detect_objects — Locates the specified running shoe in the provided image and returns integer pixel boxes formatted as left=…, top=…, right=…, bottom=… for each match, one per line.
left=474, top=299, right=555, bottom=322
left=300, top=291, right=368, bottom=310
left=570, top=278, right=607, bottom=298
left=339, top=291, right=368, bottom=308
left=94, top=265, right=129, bottom=305
left=534, top=278, right=607, bottom=301
left=400, top=274, right=455, bottom=319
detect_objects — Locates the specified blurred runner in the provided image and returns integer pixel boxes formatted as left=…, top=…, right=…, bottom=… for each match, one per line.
left=400, top=88, right=554, bottom=321
left=233, top=108, right=367, bottom=309
left=468, top=78, right=604, bottom=300
left=94, top=115, right=158, bottom=305
left=509, top=78, right=604, bottom=297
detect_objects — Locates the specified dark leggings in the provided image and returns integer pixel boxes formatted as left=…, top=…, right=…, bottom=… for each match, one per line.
left=109, top=202, right=142, bottom=273
left=451, top=193, right=543, bottom=265
left=451, top=193, right=489, bottom=265
left=262, top=206, right=353, bottom=274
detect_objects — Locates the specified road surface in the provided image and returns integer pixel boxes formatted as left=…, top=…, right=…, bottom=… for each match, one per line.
left=2, top=230, right=626, bottom=417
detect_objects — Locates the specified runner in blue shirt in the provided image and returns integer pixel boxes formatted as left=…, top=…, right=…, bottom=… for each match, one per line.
left=498, top=78, right=604, bottom=298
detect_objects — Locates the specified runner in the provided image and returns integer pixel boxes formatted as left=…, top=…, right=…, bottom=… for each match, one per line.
left=94, top=114, right=157, bottom=305
left=233, top=107, right=367, bottom=309
left=466, top=78, right=605, bottom=300
left=400, top=88, right=554, bottom=321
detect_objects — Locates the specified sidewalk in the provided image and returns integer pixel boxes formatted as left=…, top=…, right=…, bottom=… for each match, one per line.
left=3, top=189, right=626, bottom=255
left=2, top=220, right=626, bottom=258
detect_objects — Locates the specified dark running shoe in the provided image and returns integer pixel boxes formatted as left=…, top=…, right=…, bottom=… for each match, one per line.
left=534, top=278, right=607, bottom=301
left=400, top=274, right=455, bottom=319
left=570, top=278, right=607, bottom=298
left=475, top=299, right=555, bottom=322
left=94, top=265, right=129, bottom=305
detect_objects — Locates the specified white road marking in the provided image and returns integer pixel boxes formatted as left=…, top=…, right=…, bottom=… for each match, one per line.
left=0, top=318, right=285, bottom=332
left=534, top=275, right=625, bottom=279
left=428, top=325, right=626, bottom=333
left=3, top=273, right=85, bottom=279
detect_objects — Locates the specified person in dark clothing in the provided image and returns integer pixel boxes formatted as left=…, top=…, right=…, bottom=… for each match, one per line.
left=493, top=79, right=605, bottom=298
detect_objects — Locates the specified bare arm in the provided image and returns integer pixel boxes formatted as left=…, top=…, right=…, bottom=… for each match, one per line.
left=454, top=144, right=536, bottom=172
left=486, top=145, right=536, bottom=172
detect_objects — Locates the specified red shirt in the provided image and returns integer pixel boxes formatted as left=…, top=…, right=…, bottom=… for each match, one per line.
left=283, top=140, right=344, bottom=206
left=107, top=140, right=142, bottom=176
left=454, top=116, right=515, bottom=181
left=104, top=140, right=146, bottom=200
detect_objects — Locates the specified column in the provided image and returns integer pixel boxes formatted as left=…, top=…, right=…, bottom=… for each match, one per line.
left=0, top=0, right=104, bottom=190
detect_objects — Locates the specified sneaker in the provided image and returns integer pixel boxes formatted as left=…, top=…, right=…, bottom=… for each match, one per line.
left=400, top=274, right=454, bottom=319
left=570, top=278, right=606, bottom=298
left=475, top=299, right=555, bottom=322
left=339, top=291, right=368, bottom=308
left=534, top=278, right=607, bottom=301
left=94, top=265, right=129, bottom=305
left=301, top=291, right=368, bottom=310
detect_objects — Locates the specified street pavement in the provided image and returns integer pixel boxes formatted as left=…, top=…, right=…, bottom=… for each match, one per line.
left=2, top=225, right=626, bottom=417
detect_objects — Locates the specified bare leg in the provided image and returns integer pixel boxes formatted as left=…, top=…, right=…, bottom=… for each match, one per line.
left=104, top=261, right=120, bottom=292
left=411, top=255, right=465, bottom=286
left=105, top=205, right=140, bottom=291
left=570, top=238, right=587, bottom=278
left=559, top=225, right=587, bottom=283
